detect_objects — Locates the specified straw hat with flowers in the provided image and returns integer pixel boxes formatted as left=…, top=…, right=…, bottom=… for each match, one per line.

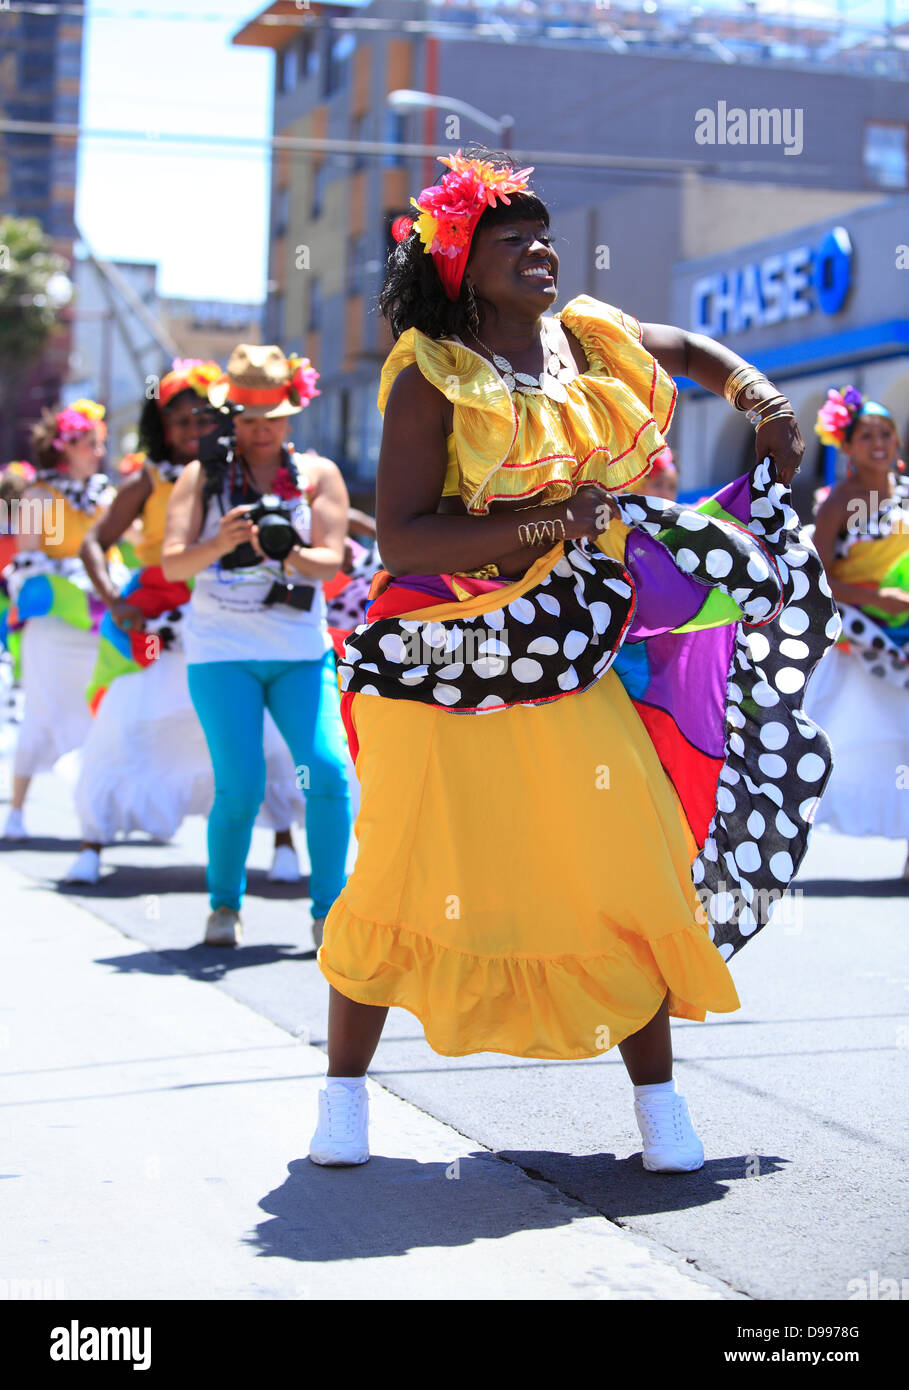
left=208, top=344, right=320, bottom=419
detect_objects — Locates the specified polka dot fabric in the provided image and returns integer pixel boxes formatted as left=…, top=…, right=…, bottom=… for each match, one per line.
left=339, top=456, right=839, bottom=960
left=834, top=603, right=909, bottom=689
left=338, top=545, right=637, bottom=712
left=615, top=457, right=839, bottom=960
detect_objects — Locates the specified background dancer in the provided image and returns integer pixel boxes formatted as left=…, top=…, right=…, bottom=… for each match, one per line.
left=2, top=402, right=118, bottom=840
left=162, top=345, right=352, bottom=948
left=804, top=388, right=909, bottom=875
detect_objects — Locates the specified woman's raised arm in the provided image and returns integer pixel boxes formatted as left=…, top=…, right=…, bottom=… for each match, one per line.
left=640, top=322, right=805, bottom=485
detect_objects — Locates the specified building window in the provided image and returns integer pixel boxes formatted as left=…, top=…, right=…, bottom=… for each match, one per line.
left=300, top=30, right=319, bottom=80
left=308, top=278, right=322, bottom=333
left=864, top=122, right=908, bottom=190
left=278, top=44, right=299, bottom=95
left=311, top=162, right=329, bottom=219
left=323, top=31, right=355, bottom=98
left=274, top=185, right=290, bottom=238
left=347, top=234, right=366, bottom=297
left=383, top=110, right=406, bottom=168
left=351, top=113, right=367, bottom=171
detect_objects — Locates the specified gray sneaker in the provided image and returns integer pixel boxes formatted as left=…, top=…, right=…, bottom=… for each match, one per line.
left=311, top=916, right=326, bottom=949
left=204, top=906, right=242, bottom=948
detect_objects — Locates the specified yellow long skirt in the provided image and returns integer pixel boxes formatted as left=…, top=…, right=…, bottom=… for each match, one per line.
left=318, top=663, right=740, bottom=1060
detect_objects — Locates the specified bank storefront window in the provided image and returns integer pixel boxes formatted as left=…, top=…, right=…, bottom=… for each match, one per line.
left=863, top=122, right=907, bottom=189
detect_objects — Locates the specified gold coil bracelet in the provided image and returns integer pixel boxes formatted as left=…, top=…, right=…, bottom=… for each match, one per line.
left=517, top=517, right=567, bottom=547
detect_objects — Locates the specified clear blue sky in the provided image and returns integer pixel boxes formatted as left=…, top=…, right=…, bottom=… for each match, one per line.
left=76, top=1, right=273, bottom=304
left=74, top=0, right=903, bottom=306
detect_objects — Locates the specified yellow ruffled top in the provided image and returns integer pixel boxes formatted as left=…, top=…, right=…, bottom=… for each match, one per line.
left=377, top=294, right=677, bottom=514
left=34, top=486, right=102, bottom=559
left=131, top=463, right=175, bottom=568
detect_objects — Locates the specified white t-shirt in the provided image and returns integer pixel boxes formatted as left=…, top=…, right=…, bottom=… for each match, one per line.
left=183, top=451, right=331, bottom=666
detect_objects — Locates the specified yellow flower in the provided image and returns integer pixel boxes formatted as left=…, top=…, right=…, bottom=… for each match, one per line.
left=68, top=398, right=106, bottom=422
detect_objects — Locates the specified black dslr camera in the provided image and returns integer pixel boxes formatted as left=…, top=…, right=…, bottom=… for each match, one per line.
left=219, top=494, right=303, bottom=570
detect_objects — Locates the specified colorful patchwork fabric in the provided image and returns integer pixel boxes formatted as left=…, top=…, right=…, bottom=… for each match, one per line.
left=823, top=476, right=909, bottom=682
left=339, top=458, right=840, bottom=960
left=87, top=565, right=192, bottom=711
left=5, top=554, right=106, bottom=633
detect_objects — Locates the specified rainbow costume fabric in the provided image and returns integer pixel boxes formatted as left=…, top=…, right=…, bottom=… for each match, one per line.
left=338, top=458, right=840, bottom=966
left=5, top=554, right=107, bottom=635
left=87, top=566, right=192, bottom=712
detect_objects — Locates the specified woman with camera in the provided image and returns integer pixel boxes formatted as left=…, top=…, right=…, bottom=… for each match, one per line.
left=162, top=345, right=352, bottom=948
left=65, top=360, right=307, bottom=888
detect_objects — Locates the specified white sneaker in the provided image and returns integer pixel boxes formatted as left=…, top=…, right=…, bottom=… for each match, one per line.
left=204, top=906, right=242, bottom=948
left=2, top=808, right=28, bottom=840
left=309, top=1083, right=369, bottom=1166
left=268, top=844, right=301, bottom=882
left=311, top=915, right=325, bottom=948
left=634, top=1091, right=705, bottom=1173
left=63, top=848, right=101, bottom=884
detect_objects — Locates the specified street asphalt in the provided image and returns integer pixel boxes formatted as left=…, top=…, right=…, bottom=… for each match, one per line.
left=2, top=759, right=907, bottom=1301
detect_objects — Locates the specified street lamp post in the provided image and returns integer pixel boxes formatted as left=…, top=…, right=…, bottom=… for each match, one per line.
left=387, top=90, right=514, bottom=150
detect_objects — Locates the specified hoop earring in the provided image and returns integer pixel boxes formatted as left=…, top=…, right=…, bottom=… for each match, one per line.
left=465, top=282, right=480, bottom=337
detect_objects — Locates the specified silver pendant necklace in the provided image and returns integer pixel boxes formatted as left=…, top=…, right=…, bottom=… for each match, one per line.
left=467, top=318, right=576, bottom=403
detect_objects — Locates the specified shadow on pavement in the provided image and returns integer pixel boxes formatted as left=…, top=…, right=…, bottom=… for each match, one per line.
left=795, top=877, right=909, bottom=897
left=249, top=1151, right=588, bottom=1262
left=0, top=836, right=83, bottom=854
left=493, top=1149, right=791, bottom=1220
left=52, top=865, right=310, bottom=900
left=97, top=943, right=318, bottom=981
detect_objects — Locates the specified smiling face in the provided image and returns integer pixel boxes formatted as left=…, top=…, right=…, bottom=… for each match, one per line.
left=161, top=390, right=213, bottom=466
left=60, top=427, right=105, bottom=479
left=464, top=213, right=558, bottom=321
left=845, top=414, right=900, bottom=477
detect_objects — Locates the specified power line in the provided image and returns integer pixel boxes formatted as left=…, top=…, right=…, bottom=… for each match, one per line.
left=0, top=119, right=840, bottom=181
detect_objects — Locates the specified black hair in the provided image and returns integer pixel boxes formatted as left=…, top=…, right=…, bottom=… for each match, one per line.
left=377, top=145, right=550, bottom=341
left=136, top=387, right=197, bottom=462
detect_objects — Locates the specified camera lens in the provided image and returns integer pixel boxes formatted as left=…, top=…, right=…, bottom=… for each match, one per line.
left=256, top=512, right=298, bottom=560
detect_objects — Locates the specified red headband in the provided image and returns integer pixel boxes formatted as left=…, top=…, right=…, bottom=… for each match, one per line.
left=393, top=151, right=535, bottom=302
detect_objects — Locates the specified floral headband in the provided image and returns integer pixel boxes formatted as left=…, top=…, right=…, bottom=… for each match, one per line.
left=815, top=386, right=893, bottom=449
left=286, top=355, right=321, bottom=408
left=2, top=460, right=36, bottom=482
left=159, top=359, right=223, bottom=409
left=54, top=398, right=106, bottom=451
left=392, top=151, right=535, bottom=301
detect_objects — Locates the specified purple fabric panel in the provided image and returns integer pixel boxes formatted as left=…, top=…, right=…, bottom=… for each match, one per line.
left=389, top=574, right=459, bottom=600
left=714, top=474, right=750, bottom=524
left=622, top=531, right=707, bottom=639
left=88, top=593, right=107, bottom=630
left=639, top=624, right=734, bottom=760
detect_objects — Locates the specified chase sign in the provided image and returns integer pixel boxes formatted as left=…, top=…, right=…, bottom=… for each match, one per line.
left=691, top=226, right=853, bottom=336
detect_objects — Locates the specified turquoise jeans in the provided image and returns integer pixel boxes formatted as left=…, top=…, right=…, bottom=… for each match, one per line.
left=187, top=651, right=351, bottom=915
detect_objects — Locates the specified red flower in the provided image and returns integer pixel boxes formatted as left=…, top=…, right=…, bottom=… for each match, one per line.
left=272, top=466, right=302, bottom=501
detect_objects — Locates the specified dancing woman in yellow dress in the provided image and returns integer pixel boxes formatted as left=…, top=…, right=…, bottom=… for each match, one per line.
left=804, top=388, right=909, bottom=872
left=310, top=150, right=838, bottom=1172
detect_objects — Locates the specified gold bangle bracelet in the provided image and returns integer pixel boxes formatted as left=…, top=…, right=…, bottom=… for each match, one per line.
left=743, top=392, right=788, bottom=419
left=724, top=366, right=770, bottom=409
left=753, top=410, right=796, bottom=428
left=517, top=517, right=566, bottom=547
left=746, top=396, right=792, bottom=425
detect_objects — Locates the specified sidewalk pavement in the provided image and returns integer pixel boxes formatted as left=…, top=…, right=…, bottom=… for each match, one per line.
left=1, top=861, right=743, bottom=1301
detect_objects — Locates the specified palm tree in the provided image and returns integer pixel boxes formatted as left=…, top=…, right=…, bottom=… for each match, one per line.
left=0, top=216, right=71, bottom=460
